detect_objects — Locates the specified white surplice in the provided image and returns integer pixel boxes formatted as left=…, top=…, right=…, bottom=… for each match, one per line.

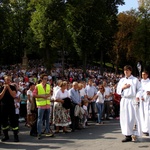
left=139, top=78, right=150, bottom=134
left=117, top=75, right=142, bottom=136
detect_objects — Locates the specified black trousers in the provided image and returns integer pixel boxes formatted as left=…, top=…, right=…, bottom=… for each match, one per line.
left=113, top=102, right=120, bottom=117
left=1, top=104, right=18, bottom=130
left=15, top=114, right=19, bottom=127
left=30, top=110, right=38, bottom=135
left=87, top=102, right=96, bottom=121
left=70, top=103, right=79, bottom=131
left=20, top=104, right=27, bottom=118
left=103, top=101, right=111, bottom=118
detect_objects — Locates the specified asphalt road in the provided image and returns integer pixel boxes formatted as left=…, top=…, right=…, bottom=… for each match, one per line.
left=0, top=119, right=150, bottom=150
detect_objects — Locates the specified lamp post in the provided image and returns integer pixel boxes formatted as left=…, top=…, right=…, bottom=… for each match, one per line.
left=137, top=62, right=141, bottom=79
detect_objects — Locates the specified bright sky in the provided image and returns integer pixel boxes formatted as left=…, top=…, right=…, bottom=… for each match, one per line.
left=118, top=0, right=139, bottom=12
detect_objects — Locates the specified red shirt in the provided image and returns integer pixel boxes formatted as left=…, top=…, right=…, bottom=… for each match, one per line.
left=24, top=76, right=29, bottom=83
left=113, top=93, right=121, bottom=105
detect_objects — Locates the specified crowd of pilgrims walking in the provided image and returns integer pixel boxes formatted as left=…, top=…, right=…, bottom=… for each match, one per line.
left=0, top=61, right=150, bottom=143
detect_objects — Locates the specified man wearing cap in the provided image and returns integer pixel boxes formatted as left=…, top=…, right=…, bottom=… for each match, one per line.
left=117, top=65, right=142, bottom=142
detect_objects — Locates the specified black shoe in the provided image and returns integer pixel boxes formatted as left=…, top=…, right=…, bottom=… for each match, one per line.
left=106, top=118, right=110, bottom=120
left=54, top=130, right=59, bottom=134
left=86, top=122, right=90, bottom=126
left=76, top=127, right=82, bottom=130
left=37, top=134, right=41, bottom=140
left=122, top=136, right=132, bottom=142
left=30, top=133, right=37, bottom=137
left=13, top=130, right=19, bottom=142
left=14, top=135, right=19, bottom=142
left=14, top=137, right=19, bottom=142
left=63, top=130, right=70, bottom=133
left=143, top=132, right=149, bottom=136
left=1, top=136, right=9, bottom=142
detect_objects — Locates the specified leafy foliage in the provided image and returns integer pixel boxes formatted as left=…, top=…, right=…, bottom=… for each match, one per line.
left=3, top=0, right=149, bottom=74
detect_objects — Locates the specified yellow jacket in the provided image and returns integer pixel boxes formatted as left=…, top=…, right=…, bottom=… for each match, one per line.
left=36, top=83, right=51, bottom=107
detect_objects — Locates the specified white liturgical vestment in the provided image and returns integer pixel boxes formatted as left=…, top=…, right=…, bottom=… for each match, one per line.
left=139, top=78, right=150, bottom=134
left=117, top=75, right=142, bottom=136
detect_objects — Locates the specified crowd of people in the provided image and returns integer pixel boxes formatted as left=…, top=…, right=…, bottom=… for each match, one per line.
left=0, top=62, right=150, bottom=143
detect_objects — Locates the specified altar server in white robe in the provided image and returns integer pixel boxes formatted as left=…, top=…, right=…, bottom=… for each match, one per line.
left=140, top=70, right=150, bottom=136
left=117, top=65, right=142, bottom=142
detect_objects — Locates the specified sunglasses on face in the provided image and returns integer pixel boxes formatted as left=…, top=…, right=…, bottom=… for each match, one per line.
left=43, top=78, right=48, bottom=80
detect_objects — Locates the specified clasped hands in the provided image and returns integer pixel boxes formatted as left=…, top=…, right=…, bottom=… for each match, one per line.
left=4, top=84, right=9, bottom=89
left=43, top=94, right=50, bottom=99
left=88, top=97, right=93, bottom=103
left=141, top=91, right=150, bottom=101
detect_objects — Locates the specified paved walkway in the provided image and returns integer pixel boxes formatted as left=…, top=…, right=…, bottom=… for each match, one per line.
left=0, top=119, right=150, bottom=150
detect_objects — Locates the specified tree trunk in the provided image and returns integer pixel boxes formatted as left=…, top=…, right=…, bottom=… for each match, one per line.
left=83, top=52, right=87, bottom=73
left=115, top=49, right=119, bottom=74
left=100, top=50, right=103, bottom=75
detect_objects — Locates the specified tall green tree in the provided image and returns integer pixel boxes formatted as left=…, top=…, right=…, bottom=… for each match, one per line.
left=29, top=0, right=70, bottom=70
left=0, top=0, right=31, bottom=64
left=133, top=0, right=150, bottom=67
left=66, top=0, right=124, bottom=73
left=111, top=10, right=138, bottom=73
left=0, top=0, right=9, bottom=64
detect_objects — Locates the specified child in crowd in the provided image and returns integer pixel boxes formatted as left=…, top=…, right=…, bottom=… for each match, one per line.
left=26, top=82, right=35, bottom=127
left=14, top=99, right=20, bottom=127
left=82, top=100, right=89, bottom=128
left=13, top=83, right=21, bottom=127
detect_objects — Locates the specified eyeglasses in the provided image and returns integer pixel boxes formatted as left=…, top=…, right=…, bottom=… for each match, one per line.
left=43, top=78, right=48, bottom=80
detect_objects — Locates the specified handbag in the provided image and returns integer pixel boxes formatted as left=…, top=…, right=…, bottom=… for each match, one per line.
left=31, top=97, right=36, bottom=111
left=62, top=97, right=71, bottom=109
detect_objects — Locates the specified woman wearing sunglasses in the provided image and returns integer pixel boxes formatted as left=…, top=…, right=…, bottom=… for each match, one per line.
left=93, top=84, right=105, bottom=124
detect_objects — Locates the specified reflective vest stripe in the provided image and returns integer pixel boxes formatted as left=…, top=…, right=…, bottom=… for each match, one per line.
left=12, top=127, right=19, bottom=130
left=2, top=126, right=9, bottom=130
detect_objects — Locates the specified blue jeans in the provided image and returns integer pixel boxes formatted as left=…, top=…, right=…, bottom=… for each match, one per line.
left=37, top=108, right=50, bottom=135
left=96, top=103, right=104, bottom=123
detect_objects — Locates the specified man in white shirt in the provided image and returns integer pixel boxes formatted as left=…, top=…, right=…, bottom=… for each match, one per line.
left=85, top=79, right=97, bottom=121
left=117, top=65, right=142, bottom=142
